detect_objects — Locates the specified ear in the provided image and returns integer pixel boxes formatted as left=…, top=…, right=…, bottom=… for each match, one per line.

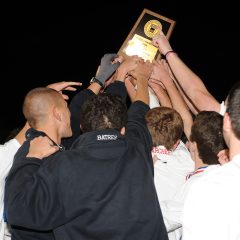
left=120, top=127, right=126, bottom=135
left=223, top=112, right=232, bottom=133
left=53, top=107, right=62, bottom=122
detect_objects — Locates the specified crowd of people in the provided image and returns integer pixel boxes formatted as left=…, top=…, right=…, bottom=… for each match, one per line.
left=0, top=28, right=239, bottom=240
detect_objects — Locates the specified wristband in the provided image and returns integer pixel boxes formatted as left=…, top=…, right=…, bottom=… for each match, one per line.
left=164, top=50, right=177, bottom=59
left=90, top=77, right=104, bottom=89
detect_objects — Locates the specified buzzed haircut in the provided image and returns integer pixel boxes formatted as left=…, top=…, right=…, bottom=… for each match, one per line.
left=145, top=106, right=183, bottom=150
left=23, top=87, right=62, bottom=128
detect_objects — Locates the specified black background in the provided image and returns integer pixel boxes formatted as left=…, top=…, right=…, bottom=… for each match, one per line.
left=2, top=0, right=239, bottom=143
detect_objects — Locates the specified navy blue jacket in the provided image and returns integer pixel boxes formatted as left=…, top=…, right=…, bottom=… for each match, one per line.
left=5, top=83, right=168, bottom=240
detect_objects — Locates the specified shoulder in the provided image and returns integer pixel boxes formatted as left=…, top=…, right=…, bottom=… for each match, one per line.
left=0, top=139, right=20, bottom=161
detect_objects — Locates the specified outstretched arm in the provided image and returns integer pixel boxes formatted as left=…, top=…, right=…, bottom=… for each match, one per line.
left=129, top=60, right=153, bottom=105
left=149, top=60, right=193, bottom=140
left=152, top=29, right=220, bottom=113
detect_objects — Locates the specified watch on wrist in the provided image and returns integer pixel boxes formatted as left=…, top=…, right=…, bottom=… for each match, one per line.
left=90, top=77, right=104, bottom=89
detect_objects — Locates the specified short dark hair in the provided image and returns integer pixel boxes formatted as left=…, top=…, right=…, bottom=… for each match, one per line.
left=226, top=81, right=240, bottom=140
left=80, top=93, right=127, bottom=132
left=190, top=111, right=227, bottom=164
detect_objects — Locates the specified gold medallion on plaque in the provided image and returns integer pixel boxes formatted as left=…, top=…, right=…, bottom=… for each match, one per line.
left=144, top=20, right=162, bottom=38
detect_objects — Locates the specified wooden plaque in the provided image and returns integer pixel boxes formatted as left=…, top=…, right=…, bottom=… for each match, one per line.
left=118, top=8, right=176, bottom=61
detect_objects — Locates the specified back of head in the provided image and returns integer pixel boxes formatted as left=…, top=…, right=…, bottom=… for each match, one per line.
left=226, top=81, right=240, bottom=140
left=23, top=87, right=63, bottom=128
left=145, top=106, right=183, bottom=150
left=190, top=111, right=227, bottom=164
left=80, top=93, right=127, bottom=132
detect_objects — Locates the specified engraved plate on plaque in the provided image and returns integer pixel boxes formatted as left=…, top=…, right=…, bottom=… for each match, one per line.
left=118, top=9, right=176, bottom=62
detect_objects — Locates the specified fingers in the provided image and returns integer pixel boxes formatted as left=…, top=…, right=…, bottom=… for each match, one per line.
left=217, top=149, right=230, bottom=165
left=61, top=94, right=69, bottom=100
left=149, top=78, right=166, bottom=89
left=27, top=136, right=59, bottom=159
left=59, top=82, right=82, bottom=91
left=102, top=53, right=119, bottom=63
left=115, top=55, right=125, bottom=63
left=63, top=86, right=80, bottom=91
left=47, top=82, right=82, bottom=92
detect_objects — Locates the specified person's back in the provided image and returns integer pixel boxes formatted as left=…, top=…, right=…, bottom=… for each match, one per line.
left=0, top=81, right=81, bottom=240
left=145, top=106, right=193, bottom=240
left=182, top=82, right=240, bottom=240
left=5, top=61, right=169, bottom=240
left=145, top=107, right=194, bottom=202
left=47, top=95, right=165, bottom=239
left=162, top=111, right=226, bottom=235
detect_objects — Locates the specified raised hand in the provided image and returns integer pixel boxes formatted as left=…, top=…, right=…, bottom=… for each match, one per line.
left=47, top=81, right=82, bottom=100
left=115, top=55, right=144, bottom=81
left=128, top=60, right=153, bottom=81
left=95, top=53, right=121, bottom=85
left=152, top=28, right=173, bottom=55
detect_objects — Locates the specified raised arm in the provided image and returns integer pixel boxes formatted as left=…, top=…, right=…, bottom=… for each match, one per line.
left=104, top=55, right=141, bottom=100
left=149, top=60, right=193, bottom=140
left=64, top=54, right=122, bottom=148
left=148, top=79, right=172, bottom=108
left=148, top=60, right=172, bottom=108
left=152, top=29, right=221, bottom=113
left=129, top=60, right=153, bottom=105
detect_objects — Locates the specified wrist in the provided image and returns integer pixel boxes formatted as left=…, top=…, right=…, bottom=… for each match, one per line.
left=90, top=77, right=104, bottom=89
left=164, top=50, right=177, bottom=59
left=114, top=69, right=128, bottom=81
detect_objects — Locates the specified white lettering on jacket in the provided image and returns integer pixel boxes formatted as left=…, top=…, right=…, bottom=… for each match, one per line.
left=97, top=135, right=117, bottom=140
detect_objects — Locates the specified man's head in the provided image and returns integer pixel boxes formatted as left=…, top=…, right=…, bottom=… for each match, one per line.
left=80, top=93, right=127, bottom=133
left=223, top=81, right=240, bottom=147
left=189, top=111, right=227, bottom=165
left=23, top=87, right=72, bottom=138
left=145, top=106, right=183, bottom=150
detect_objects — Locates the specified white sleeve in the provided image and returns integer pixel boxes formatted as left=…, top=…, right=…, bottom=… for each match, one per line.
left=161, top=200, right=183, bottom=232
left=0, top=139, right=20, bottom=179
left=0, top=139, right=20, bottom=240
left=219, top=101, right=226, bottom=116
left=148, top=87, right=160, bottom=109
left=160, top=177, right=194, bottom=232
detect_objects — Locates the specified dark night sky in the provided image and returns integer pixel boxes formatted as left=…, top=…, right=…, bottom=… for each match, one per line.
left=1, top=1, right=239, bottom=143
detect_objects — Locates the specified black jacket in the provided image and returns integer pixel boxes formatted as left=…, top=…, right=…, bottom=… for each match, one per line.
left=5, top=100, right=168, bottom=240
left=6, top=81, right=127, bottom=240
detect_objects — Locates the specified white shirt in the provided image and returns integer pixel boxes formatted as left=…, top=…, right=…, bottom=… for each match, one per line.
left=182, top=154, right=240, bottom=240
left=153, top=141, right=194, bottom=240
left=161, top=165, right=220, bottom=236
left=0, top=139, right=20, bottom=240
left=153, top=141, right=194, bottom=202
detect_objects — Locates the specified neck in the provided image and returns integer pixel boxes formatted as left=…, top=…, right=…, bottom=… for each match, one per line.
left=195, top=162, right=208, bottom=170
left=194, top=156, right=208, bottom=170
left=35, top=125, right=60, bottom=145
left=228, top=139, right=240, bottom=160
